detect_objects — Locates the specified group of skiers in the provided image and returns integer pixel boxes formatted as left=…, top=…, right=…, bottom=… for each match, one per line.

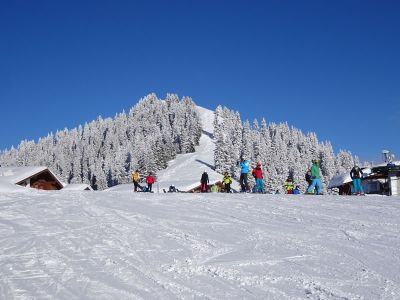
left=132, top=158, right=366, bottom=195
left=207, top=157, right=323, bottom=194
left=132, top=169, right=155, bottom=192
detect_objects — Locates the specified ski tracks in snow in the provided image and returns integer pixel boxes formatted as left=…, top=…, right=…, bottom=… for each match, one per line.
left=0, top=191, right=400, bottom=299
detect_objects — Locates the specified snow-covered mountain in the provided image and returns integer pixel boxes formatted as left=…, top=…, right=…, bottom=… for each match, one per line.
left=1, top=100, right=399, bottom=299
left=0, top=94, right=359, bottom=192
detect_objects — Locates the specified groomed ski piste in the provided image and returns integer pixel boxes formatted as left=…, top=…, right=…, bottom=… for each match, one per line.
left=107, top=106, right=239, bottom=193
left=0, top=107, right=400, bottom=299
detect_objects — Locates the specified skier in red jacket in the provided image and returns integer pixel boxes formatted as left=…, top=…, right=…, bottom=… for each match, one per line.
left=252, top=162, right=265, bottom=193
left=146, top=173, right=155, bottom=192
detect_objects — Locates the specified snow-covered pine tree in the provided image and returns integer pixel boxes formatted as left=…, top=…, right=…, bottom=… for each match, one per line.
left=335, top=150, right=355, bottom=175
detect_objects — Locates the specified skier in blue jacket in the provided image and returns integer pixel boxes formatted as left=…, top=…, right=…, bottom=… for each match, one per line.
left=239, top=157, right=250, bottom=192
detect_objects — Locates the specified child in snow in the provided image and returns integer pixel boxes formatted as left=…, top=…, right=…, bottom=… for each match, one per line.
left=210, top=184, right=218, bottom=193
left=252, top=162, right=265, bottom=193
left=146, top=173, right=155, bottom=192
left=293, top=186, right=301, bottom=194
left=200, top=171, right=209, bottom=192
left=284, top=177, right=294, bottom=194
left=223, top=172, right=233, bottom=193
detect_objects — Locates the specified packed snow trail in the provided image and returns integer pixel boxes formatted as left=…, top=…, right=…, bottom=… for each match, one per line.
left=110, top=106, right=237, bottom=192
left=0, top=190, right=400, bottom=299
left=155, top=107, right=220, bottom=191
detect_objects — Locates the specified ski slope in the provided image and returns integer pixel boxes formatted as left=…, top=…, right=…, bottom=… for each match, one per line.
left=109, top=106, right=237, bottom=192
left=0, top=190, right=399, bottom=299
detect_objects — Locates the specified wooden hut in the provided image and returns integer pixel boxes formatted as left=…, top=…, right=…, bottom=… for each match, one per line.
left=0, top=166, right=63, bottom=190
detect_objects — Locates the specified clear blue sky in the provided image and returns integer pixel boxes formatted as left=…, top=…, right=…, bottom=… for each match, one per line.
left=1, top=0, right=399, bottom=163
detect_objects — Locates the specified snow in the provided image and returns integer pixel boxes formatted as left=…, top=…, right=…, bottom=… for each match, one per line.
left=0, top=190, right=399, bottom=299
left=62, top=184, right=93, bottom=191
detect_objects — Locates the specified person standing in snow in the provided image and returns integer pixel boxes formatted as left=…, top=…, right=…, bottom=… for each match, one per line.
left=305, top=169, right=313, bottom=191
left=305, top=170, right=312, bottom=186
left=306, top=160, right=322, bottom=195
left=146, top=173, right=155, bottom=192
left=222, top=172, right=233, bottom=193
left=293, top=186, right=301, bottom=194
left=132, top=169, right=142, bottom=192
left=283, top=176, right=294, bottom=194
left=200, top=171, right=209, bottom=192
left=350, top=165, right=364, bottom=195
left=252, top=162, right=265, bottom=193
left=239, top=157, right=250, bottom=192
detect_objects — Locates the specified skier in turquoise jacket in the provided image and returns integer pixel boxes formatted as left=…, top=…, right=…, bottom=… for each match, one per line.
left=306, top=159, right=322, bottom=195
left=239, top=157, right=250, bottom=192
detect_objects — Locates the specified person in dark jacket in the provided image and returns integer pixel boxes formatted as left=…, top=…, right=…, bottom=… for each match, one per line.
left=350, top=165, right=364, bottom=195
left=200, top=171, right=209, bottom=193
left=305, top=170, right=312, bottom=188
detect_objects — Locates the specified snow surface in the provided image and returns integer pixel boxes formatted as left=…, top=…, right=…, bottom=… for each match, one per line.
left=62, top=184, right=93, bottom=191
left=0, top=190, right=399, bottom=299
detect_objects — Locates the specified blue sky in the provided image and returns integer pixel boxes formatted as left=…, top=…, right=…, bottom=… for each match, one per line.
left=1, top=0, right=399, bottom=163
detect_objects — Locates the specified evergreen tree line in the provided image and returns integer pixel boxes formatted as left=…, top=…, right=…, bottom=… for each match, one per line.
left=213, top=106, right=358, bottom=193
left=0, top=94, right=202, bottom=190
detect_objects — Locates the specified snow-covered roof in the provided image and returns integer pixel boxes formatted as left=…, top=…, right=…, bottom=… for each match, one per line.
left=328, top=173, right=352, bottom=189
left=328, top=161, right=400, bottom=188
left=0, top=166, right=64, bottom=190
left=371, top=160, right=400, bottom=169
left=62, top=184, right=93, bottom=191
left=0, top=166, right=50, bottom=184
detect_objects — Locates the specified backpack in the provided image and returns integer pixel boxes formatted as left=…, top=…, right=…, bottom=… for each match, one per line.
left=142, top=186, right=148, bottom=192
left=305, top=171, right=311, bottom=181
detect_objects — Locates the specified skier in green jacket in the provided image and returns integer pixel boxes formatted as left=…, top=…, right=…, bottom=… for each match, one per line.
left=306, top=159, right=322, bottom=194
